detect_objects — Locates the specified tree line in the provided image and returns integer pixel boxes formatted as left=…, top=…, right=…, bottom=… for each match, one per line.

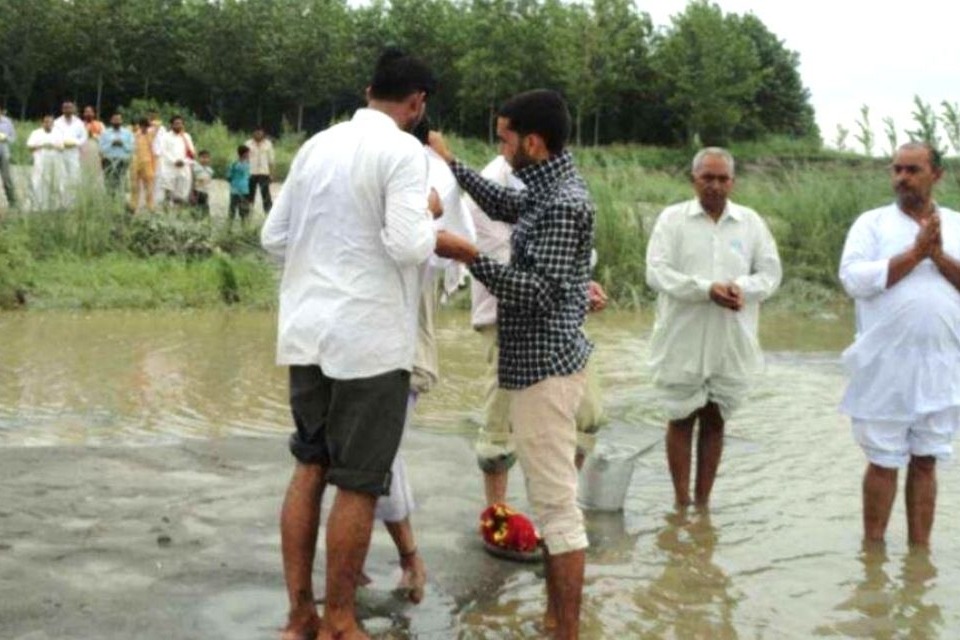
left=0, top=0, right=819, bottom=146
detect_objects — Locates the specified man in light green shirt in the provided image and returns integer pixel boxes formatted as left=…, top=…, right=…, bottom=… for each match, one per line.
left=645, top=147, right=782, bottom=508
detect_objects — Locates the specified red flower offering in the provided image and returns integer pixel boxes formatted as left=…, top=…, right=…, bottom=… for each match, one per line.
left=480, top=503, right=542, bottom=553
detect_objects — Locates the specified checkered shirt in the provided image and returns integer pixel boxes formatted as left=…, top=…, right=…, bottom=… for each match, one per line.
left=450, top=151, right=594, bottom=389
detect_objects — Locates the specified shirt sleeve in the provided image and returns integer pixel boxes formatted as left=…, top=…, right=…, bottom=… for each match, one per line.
left=734, top=216, right=783, bottom=302
left=469, top=201, right=586, bottom=314
left=645, top=211, right=712, bottom=302
left=381, top=145, right=435, bottom=267
left=839, top=214, right=888, bottom=299
left=450, top=160, right=527, bottom=224
left=261, top=142, right=309, bottom=260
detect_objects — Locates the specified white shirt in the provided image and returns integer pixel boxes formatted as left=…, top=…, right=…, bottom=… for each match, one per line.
left=261, top=108, right=436, bottom=378
left=646, top=198, right=782, bottom=384
left=426, top=147, right=476, bottom=293
left=159, top=132, right=195, bottom=171
left=462, top=156, right=523, bottom=328
left=839, top=203, right=960, bottom=420
left=245, top=138, right=274, bottom=176
left=27, top=128, right=64, bottom=173
left=52, top=115, right=87, bottom=152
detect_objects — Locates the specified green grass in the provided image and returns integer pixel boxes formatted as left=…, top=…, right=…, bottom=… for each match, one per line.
left=4, top=129, right=959, bottom=312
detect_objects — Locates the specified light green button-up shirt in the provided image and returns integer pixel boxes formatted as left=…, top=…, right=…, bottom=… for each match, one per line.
left=645, top=198, right=782, bottom=384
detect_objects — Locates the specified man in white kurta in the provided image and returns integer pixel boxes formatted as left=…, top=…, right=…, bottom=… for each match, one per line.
left=52, top=102, right=87, bottom=207
left=839, top=142, right=960, bottom=547
left=158, top=116, right=195, bottom=205
left=26, top=116, right=65, bottom=211
left=646, top=147, right=781, bottom=507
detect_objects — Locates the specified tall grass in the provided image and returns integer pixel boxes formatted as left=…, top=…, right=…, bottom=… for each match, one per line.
left=4, top=129, right=959, bottom=311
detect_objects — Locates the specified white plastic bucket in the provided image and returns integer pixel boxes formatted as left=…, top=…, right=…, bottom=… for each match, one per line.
left=577, top=443, right=641, bottom=511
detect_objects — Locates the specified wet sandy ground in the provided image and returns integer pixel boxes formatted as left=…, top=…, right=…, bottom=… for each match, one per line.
left=0, top=429, right=532, bottom=640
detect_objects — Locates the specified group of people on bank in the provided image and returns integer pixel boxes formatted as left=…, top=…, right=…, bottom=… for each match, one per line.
left=256, top=52, right=958, bottom=640
left=0, top=103, right=275, bottom=221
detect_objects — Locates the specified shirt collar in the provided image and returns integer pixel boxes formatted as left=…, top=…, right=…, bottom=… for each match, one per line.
left=352, top=108, right=400, bottom=130
left=689, top=198, right=741, bottom=222
left=515, top=150, right=576, bottom=194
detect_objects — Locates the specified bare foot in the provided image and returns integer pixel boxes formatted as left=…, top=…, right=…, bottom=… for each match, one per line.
left=396, top=551, right=427, bottom=604
left=280, top=612, right=320, bottom=640
left=316, top=621, right=371, bottom=640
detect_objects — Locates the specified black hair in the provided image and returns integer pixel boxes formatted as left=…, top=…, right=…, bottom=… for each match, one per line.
left=138, top=117, right=150, bottom=128
left=411, top=115, right=431, bottom=145
left=237, top=145, right=250, bottom=156
left=198, top=150, right=210, bottom=157
left=368, top=48, right=437, bottom=101
left=497, top=89, right=571, bottom=155
left=169, top=114, right=184, bottom=125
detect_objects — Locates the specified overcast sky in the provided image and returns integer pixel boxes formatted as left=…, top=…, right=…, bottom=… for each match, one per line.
left=644, top=0, right=960, bottom=151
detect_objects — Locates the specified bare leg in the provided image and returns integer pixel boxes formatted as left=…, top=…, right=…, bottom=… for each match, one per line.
left=906, top=456, right=937, bottom=547
left=280, top=463, right=326, bottom=640
left=666, top=413, right=696, bottom=507
left=320, top=488, right=376, bottom=640
left=863, top=463, right=898, bottom=543
left=545, top=549, right=585, bottom=640
left=384, top=519, right=427, bottom=604
left=483, top=470, right=509, bottom=506
left=694, top=402, right=725, bottom=507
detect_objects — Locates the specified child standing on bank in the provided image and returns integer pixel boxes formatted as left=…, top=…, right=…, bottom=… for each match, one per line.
left=192, top=150, right=214, bottom=217
left=227, top=145, right=251, bottom=224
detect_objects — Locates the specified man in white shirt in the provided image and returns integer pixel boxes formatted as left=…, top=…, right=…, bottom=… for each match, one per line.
left=261, top=50, right=437, bottom=640
left=52, top=101, right=87, bottom=207
left=158, top=115, right=195, bottom=207
left=244, top=126, right=274, bottom=214
left=26, top=115, right=65, bottom=211
left=646, top=147, right=781, bottom=508
left=839, top=142, right=960, bottom=547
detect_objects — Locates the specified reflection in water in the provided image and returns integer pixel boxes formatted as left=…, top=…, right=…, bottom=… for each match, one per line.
left=641, top=510, right=738, bottom=639
left=822, top=547, right=942, bottom=639
left=4, top=309, right=960, bottom=637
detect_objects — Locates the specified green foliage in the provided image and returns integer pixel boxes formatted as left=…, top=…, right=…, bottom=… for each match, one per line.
left=908, top=96, right=943, bottom=153
left=854, top=106, right=874, bottom=157
left=0, top=0, right=817, bottom=149
left=0, top=224, right=32, bottom=308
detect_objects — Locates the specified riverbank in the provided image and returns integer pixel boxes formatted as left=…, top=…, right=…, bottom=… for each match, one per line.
left=2, top=138, right=957, bottom=311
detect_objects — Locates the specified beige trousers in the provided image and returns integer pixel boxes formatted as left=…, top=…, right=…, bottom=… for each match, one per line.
left=510, top=369, right=588, bottom=554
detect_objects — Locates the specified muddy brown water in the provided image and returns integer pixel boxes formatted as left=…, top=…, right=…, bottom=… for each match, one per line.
left=1, top=308, right=958, bottom=638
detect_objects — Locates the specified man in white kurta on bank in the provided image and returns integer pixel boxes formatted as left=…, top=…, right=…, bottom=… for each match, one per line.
left=26, top=115, right=65, bottom=211
left=261, top=50, right=442, bottom=640
left=52, top=101, right=87, bottom=207
left=158, top=115, right=195, bottom=207
left=646, top=147, right=781, bottom=508
left=839, top=142, right=960, bottom=548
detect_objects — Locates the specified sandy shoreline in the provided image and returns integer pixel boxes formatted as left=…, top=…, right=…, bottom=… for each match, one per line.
left=0, top=428, right=535, bottom=639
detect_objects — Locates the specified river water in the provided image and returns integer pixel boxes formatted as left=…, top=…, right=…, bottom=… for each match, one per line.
left=1, top=308, right=958, bottom=638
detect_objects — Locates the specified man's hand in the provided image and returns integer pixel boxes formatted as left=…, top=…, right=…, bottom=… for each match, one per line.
left=427, top=131, right=455, bottom=164
left=428, top=187, right=443, bottom=219
left=435, top=230, right=479, bottom=264
left=588, top=280, right=608, bottom=312
left=709, top=282, right=743, bottom=311
left=916, top=214, right=941, bottom=259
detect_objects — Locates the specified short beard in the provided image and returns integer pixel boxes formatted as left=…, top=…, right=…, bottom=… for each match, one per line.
left=510, top=145, right=536, bottom=171
left=897, top=190, right=925, bottom=213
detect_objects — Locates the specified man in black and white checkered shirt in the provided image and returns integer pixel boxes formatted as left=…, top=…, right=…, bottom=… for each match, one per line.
left=432, top=89, right=594, bottom=640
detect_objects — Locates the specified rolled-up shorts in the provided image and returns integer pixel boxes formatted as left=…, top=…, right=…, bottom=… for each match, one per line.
left=852, top=407, right=960, bottom=469
left=288, top=365, right=410, bottom=496
left=474, top=326, right=605, bottom=473
left=655, top=375, right=748, bottom=422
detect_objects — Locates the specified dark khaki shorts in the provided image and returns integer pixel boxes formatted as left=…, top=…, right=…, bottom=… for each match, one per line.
left=288, top=366, right=409, bottom=496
